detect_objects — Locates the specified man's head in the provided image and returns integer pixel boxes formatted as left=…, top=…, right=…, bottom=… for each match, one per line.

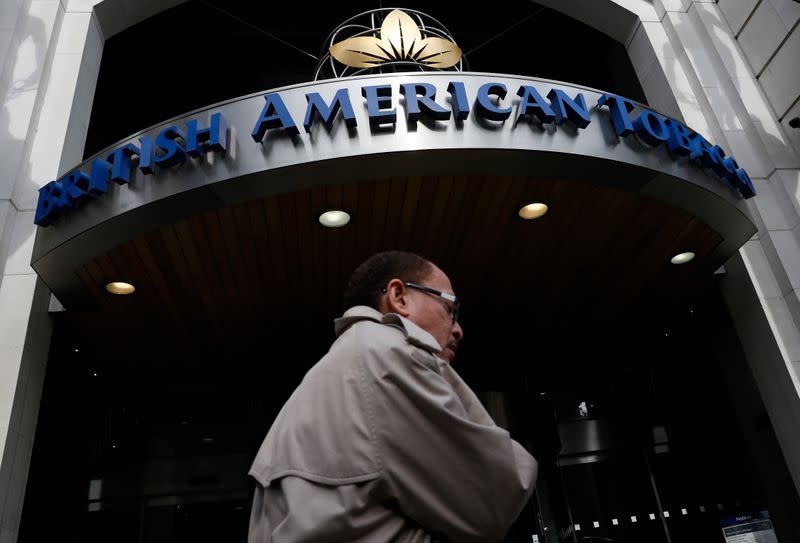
left=343, top=251, right=464, bottom=363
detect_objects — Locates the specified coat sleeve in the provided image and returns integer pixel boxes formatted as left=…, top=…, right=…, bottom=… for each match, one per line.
left=361, top=342, right=538, bottom=543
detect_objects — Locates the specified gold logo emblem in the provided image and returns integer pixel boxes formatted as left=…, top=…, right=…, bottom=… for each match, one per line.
left=329, top=9, right=462, bottom=69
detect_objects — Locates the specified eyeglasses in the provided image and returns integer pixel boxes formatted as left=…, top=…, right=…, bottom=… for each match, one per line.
left=383, top=282, right=460, bottom=323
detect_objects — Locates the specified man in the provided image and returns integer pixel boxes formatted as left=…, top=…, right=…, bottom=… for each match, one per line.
left=248, top=251, right=538, bottom=542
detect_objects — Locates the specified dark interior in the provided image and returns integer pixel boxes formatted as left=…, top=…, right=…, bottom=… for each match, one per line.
left=19, top=275, right=800, bottom=542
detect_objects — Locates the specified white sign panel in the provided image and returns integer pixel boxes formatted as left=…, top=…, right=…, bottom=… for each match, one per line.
left=721, top=511, right=779, bottom=543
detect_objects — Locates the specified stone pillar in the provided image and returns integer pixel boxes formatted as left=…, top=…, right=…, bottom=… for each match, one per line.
left=626, top=0, right=800, bottom=491
left=0, top=1, right=103, bottom=541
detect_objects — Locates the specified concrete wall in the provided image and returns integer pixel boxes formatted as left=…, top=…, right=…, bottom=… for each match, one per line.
left=0, top=2, right=105, bottom=541
left=647, top=0, right=800, bottom=491
left=0, top=0, right=191, bottom=538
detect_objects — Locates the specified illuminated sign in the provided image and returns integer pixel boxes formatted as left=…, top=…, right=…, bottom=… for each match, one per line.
left=35, top=79, right=755, bottom=227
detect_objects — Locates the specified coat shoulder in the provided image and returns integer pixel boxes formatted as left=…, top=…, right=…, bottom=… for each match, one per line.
left=338, top=318, right=440, bottom=375
left=248, top=321, right=395, bottom=488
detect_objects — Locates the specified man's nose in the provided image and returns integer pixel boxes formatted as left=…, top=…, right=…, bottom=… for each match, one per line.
left=452, top=321, right=464, bottom=341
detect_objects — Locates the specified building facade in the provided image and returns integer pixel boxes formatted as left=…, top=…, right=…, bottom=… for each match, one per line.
left=0, top=1, right=799, bottom=542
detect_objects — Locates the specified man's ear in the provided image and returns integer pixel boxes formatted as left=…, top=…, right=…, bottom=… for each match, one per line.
left=384, top=278, right=412, bottom=317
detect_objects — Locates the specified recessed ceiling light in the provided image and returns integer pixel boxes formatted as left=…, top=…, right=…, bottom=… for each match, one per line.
left=670, top=251, right=695, bottom=265
left=318, top=209, right=350, bottom=228
left=106, top=281, right=135, bottom=295
left=518, top=202, right=548, bottom=219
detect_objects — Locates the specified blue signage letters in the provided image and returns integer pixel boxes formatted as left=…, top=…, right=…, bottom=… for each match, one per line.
left=361, top=85, right=396, bottom=127
left=634, top=109, right=671, bottom=146
left=516, top=85, right=555, bottom=124
left=251, top=94, right=298, bottom=141
left=446, top=82, right=470, bottom=121
left=105, top=143, right=141, bottom=184
left=400, top=83, right=451, bottom=122
left=597, top=92, right=755, bottom=199
left=475, top=82, right=513, bottom=121
left=151, top=126, right=186, bottom=168
left=597, top=93, right=636, bottom=136
left=187, top=113, right=227, bottom=158
left=547, top=89, right=591, bottom=129
left=665, top=118, right=693, bottom=157
left=303, top=88, right=357, bottom=132
left=37, top=80, right=757, bottom=227
left=138, top=136, right=155, bottom=174
left=35, top=112, right=228, bottom=226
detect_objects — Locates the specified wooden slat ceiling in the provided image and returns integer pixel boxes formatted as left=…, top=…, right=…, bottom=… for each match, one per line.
left=63, top=175, right=722, bottom=376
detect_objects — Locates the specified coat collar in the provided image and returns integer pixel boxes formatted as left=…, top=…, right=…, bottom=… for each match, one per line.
left=334, top=305, right=442, bottom=354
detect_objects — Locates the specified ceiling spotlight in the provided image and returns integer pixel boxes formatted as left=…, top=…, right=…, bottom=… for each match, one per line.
left=518, top=203, right=548, bottom=219
left=106, top=281, right=135, bottom=295
left=670, top=251, right=695, bottom=265
left=318, top=209, right=351, bottom=228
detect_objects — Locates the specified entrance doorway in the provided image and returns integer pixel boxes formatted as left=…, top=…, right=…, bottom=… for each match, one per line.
left=498, top=285, right=800, bottom=543
left=19, top=177, right=800, bottom=542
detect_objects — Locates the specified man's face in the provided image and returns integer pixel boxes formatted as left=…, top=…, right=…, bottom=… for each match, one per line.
left=402, top=264, right=464, bottom=363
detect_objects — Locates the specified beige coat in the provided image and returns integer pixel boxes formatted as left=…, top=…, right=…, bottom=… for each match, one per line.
left=248, top=306, right=538, bottom=542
